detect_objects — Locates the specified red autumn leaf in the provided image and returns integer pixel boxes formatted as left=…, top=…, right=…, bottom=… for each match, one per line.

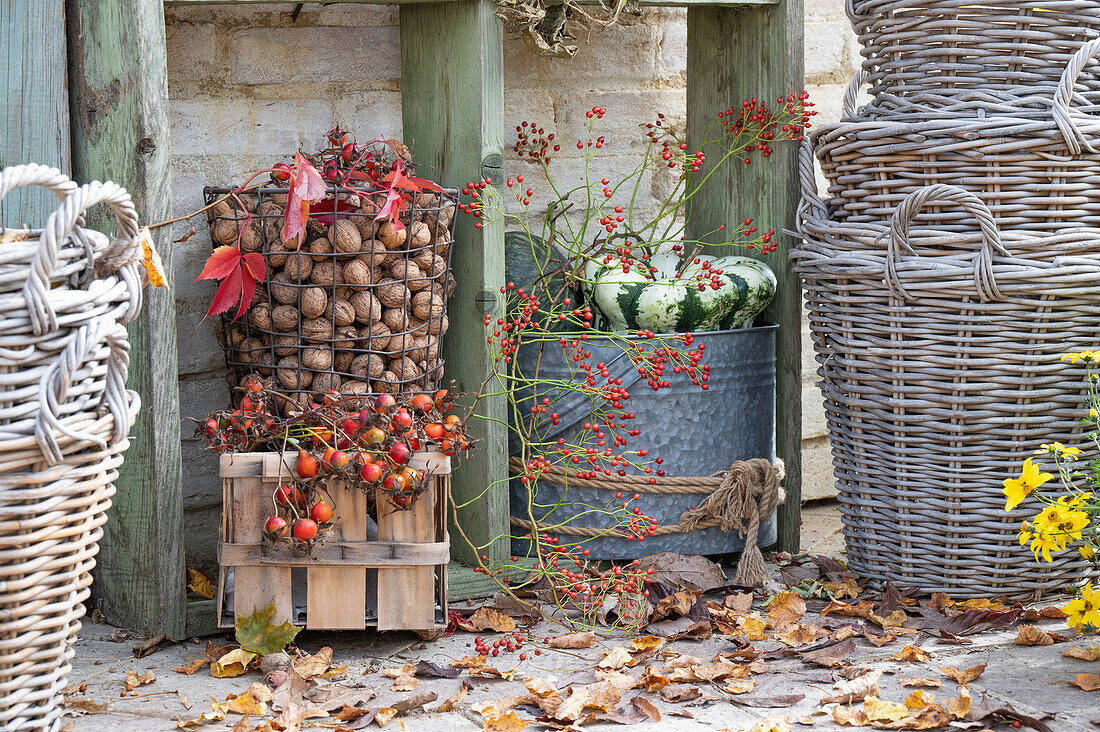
left=374, top=159, right=444, bottom=231
left=198, top=245, right=266, bottom=320
left=283, top=152, right=327, bottom=247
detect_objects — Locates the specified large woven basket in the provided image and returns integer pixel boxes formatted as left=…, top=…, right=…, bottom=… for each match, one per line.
left=813, top=40, right=1100, bottom=235
left=847, top=0, right=1100, bottom=112
left=0, top=165, right=143, bottom=731
left=794, top=175, right=1100, bottom=598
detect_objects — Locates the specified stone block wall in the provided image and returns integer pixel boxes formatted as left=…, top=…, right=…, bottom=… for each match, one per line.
left=165, top=3, right=856, bottom=571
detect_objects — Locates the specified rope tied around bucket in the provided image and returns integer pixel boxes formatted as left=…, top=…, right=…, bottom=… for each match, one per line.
left=508, top=457, right=785, bottom=586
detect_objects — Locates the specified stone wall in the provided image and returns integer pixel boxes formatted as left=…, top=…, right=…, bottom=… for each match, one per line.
left=165, top=3, right=856, bottom=571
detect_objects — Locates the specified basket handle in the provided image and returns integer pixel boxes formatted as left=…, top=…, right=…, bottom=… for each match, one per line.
left=35, top=316, right=135, bottom=465
left=0, top=164, right=79, bottom=208
left=25, top=180, right=142, bottom=336
left=886, top=184, right=1009, bottom=302
left=797, top=136, right=829, bottom=227
left=1053, top=37, right=1100, bottom=155
left=841, top=70, right=867, bottom=120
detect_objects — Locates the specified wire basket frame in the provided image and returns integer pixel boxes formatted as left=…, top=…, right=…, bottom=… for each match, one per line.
left=847, top=0, right=1100, bottom=112
left=204, top=184, right=457, bottom=410
left=794, top=181, right=1100, bottom=598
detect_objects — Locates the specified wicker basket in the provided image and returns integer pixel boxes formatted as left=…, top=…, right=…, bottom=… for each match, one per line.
left=0, top=165, right=143, bottom=731
left=847, top=0, right=1100, bottom=112
left=814, top=40, right=1100, bottom=235
left=794, top=177, right=1100, bottom=598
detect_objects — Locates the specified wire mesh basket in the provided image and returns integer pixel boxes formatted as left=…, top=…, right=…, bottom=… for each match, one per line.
left=204, top=184, right=457, bottom=410
left=847, top=0, right=1100, bottom=112
left=794, top=176, right=1100, bottom=598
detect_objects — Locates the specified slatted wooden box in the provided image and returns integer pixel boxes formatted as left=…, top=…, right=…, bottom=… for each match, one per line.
left=216, top=450, right=450, bottom=633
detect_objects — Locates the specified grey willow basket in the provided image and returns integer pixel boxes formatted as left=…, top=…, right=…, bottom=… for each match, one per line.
left=794, top=174, right=1100, bottom=598
left=847, top=0, right=1100, bottom=111
left=813, top=40, right=1100, bottom=235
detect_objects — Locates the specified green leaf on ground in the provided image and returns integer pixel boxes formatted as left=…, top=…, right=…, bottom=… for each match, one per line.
left=236, top=602, right=301, bottom=656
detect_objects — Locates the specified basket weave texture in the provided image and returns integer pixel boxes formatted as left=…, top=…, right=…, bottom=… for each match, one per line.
left=847, top=0, right=1100, bottom=111
left=815, top=40, right=1100, bottom=234
left=0, top=165, right=142, bottom=731
left=795, top=156, right=1100, bottom=596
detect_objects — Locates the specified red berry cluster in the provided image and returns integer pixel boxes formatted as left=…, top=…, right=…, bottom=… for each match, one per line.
left=458, top=177, right=493, bottom=229
left=514, top=121, right=559, bottom=162
left=474, top=631, right=533, bottom=659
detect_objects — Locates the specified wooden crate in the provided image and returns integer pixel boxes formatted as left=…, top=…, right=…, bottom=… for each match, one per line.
left=216, top=451, right=450, bottom=633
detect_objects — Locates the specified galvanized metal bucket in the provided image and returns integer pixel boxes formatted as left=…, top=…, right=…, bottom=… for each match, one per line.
left=509, top=325, right=778, bottom=559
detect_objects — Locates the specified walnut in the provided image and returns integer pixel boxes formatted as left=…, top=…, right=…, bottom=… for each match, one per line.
left=326, top=298, right=356, bottom=327
left=378, top=220, right=407, bottom=250
left=276, top=355, right=312, bottom=390
left=411, top=290, right=445, bottom=321
left=265, top=233, right=289, bottom=267
left=373, top=371, right=400, bottom=394
left=412, top=249, right=435, bottom=271
left=375, top=279, right=410, bottom=310
left=282, top=251, right=313, bottom=282
left=342, top=258, right=374, bottom=289
left=382, top=306, right=413, bottom=334
left=309, top=235, right=334, bottom=261
left=333, top=349, right=354, bottom=374
left=390, top=259, right=427, bottom=291
left=359, top=321, right=392, bottom=352
left=211, top=217, right=242, bottom=247
left=349, top=291, right=382, bottom=324
left=309, top=260, right=340, bottom=288
left=300, top=287, right=328, bottom=320
left=351, top=353, right=386, bottom=380
left=333, top=325, right=358, bottom=349
left=327, top=219, right=362, bottom=255
left=269, top=272, right=298, bottom=306
left=390, top=356, right=423, bottom=383
left=301, top=347, right=334, bottom=371
left=341, top=379, right=371, bottom=398
left=301, top=317, right=334, bottom=343
left=408, top=221, right=431, bottom=250
left=273, top=334, right=299, bottom=357
left=406, top=335, right=441, bottom=364
left=413, top=192, right=439, bottom=211
left=271, top=305, right=299, bottom=332
left=312, top=372, right=341, bottom=396
left=248, top=303, right=272, bottom=333
left=239, top=223, right=264, bottom=254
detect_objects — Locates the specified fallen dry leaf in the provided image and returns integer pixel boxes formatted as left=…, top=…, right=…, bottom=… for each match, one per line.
left=187, top=567, right=216, bottom=600
left=801, top=638, right=857, bottom=668
left=945, top=686, right=971, bottom=719
left=768, top=591, right=807, bottom=630
left=226, top=683, right=272, bottom=716
left=175, top=699, right=228, bottom=728
left=669, top=660, right=746, bottom=683
left=659, top=686, right=701, bottom=703
left=630, top=696, right=661, bottom=721
left=63, top=698, right=108, bottom=714
left=898, top=677, right=941, bottom=689
left=833, top=704, right=869, bottom=727
left=553, top=681, right=621, bottom=722
left=864, top=696, right=908, bottom=723
left=211, top=649, right=256, bottom=678
left=472, top=697, right=522, bottom=720
left=939, top=663, right=985, bottom=685
left=436, top=681, right=470, bottom=712
left=724, top=678, right=756, bottom=695
left=632, top=635, right=662, bottom=651
left=598, top=647, right=635, bottom=670
left=391, top=690, right=437, bottom=713
left=173, top=658, right=209, bottom=676
left=956, top=598, right=1008, bottom=611
left=821, top=669, right=882, bottom=704
left=738, top=613, right=769, bottom=641
left=653, top=589, right=702, bottom=621
left=1071, top=667, right=1100, bottom=691
left=639, top=666, right=670, bottom=693
left=1015, top=625, right=1054, bottom=646
left=1065, top=647, right=1100, bottom=662
left=725, top=593, right=754, bottom=613
left=547, top=631, right=597, bottom=649
left=467, top=606, right=517, bottom=633
left=383, top=663, right=420, bottom=692
left=374, top=707, right=398, bottom=727
left=451, top=655, right=489, bottom=669
left=294, top=647, right=336, bottom=680
left=125, top=669, right=156, bottom=688
left=738, top=715, right=792, bottom=732
left=133, top=634, right=168, bottom=659
left=484, top=711, right=528, bottom=731
left=864, top=630, right=896, bottom=647
left=633, top=552, right=725, bottom=591
left=890, top=645, right=931, bottom=663
left=734, top=694, right=805, bottom=708
left=594, top=668, right=638, bottom=690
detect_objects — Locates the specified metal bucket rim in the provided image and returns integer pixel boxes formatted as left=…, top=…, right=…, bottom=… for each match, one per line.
left=595, top=323, right=778, bottom=342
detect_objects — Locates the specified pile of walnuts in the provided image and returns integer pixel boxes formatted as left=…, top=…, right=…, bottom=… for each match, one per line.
left=211, top=186, right=457, bottom=411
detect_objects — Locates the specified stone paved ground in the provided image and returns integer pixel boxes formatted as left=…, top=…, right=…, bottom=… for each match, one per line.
left=61, top=503, right=1100, bottom=731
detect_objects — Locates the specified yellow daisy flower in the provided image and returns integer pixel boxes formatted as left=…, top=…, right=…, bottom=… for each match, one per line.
left=1035, top=442, right=1084, bottom=459
left=1063, top=350, right=1100, bottom=364
left=1080, top=545, right=1096, bottom=561
left=1064, top=583, right=1100, bottom=630
left=1003, top=458, right=1055, bottom=511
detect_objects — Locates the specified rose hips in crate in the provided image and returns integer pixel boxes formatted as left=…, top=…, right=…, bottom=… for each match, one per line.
left=292, top=518, right=318, bottom=542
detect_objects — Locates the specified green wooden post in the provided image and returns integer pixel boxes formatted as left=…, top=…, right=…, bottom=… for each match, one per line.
left=686, top=0, right=804, bottom=552
left=399, top=0, right=509, bottom=576
left=0, top=0, right=71, bottom=222
left=67, top=0, right=186, bottom=638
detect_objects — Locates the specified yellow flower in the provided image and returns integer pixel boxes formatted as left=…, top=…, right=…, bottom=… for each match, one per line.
left=1064, top=583, right=1100, bottom=630
left=1035, top=442, right=1083, bottom=459
left=1018, top=521, right=1033, bottom=546
left=1080, top=545, right=1096, bottom=561
left=1003, top=458, right=1055, bottom=511
left=1063, top=350, right=1100, bottom=364
left=1029, top=502, right=1091, bottom=562
left=1090, top=408, right=1098, bottom=421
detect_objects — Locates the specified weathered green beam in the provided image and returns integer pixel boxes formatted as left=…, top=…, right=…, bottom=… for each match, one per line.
left=67, top=0, right=186, bottom=638
left=686, top=0, right=804, bottom=553
left=400, top=0, right=509, bottom=567
left=164, top=0, right=778, bottom=6
left=1, top=0, right=71, bottom=223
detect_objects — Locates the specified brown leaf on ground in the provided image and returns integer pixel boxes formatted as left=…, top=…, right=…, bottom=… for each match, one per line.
left=899, top=677, right=941, bottom=689
left=374, top=707, right=398, bottom=727
left=452, top=655, right=489, bottom=669
left=725, top=593, right=754, bottom=613
left=468, top=607, right=517, bottom=633
left=1071, top=668, right=1100, bottom=691
left=767, top=591, right=806, bottom=630
left=871, top=610, right=909, bottom=629
left=547, top=631, right=597, bottom=649
left=864, top=696, right=908, bottom=723
left=822, top=600, right=875, bottom=619
left=925, top=593, right=953, bottom=613
left=777, top=623, right=823, bottom=647
left=639, top=666, right=671, bottom=693
left=598, top=647, right=635, bottom=670
left=890, top=645, right=931, bottom=663
left=436, top=681, right=470, bottom=713
left=659, top=686, right=701, bottom=703
left=294, top=646, right=335, bottom=680
left=833, top=705, right=869, bottom=727
left=939, top=663, right=985, bottom=685
left=303, top=678, right=376, bottom=712
left=735, top=695, right=805, bottom=708
left=630, top=696, right=661, bottom=721
left=956, top=598, right=1008, bottom=611
left=133, top=634, right=168, bottom=659
left=226, top=684, right=272, bottom=716
left=484, top=711, right=528, bottom=731
left=552, top=682, right=621, bottom=722
left=724, top=679, right=756, bottom=695
left=336, top=705, right=373, bottom=722
left=1065, top=646, right=1100, bottom=661
left=212, top=649, right=257, bottom=678
left=392, top=691, right=437, bottom=713
left=187, top=567, right=217, bottom=600
left=821, top=669, right=882, bottom=704
left=1015, top=625, right=1054, bottom=646
left=204, top=641, right=233, bottom=663
left=669, top=660, right=747, bottom=683
left=173, top=658, right=209, bottom=675
left=274, top=701, right=328, bottom=730
left=801, top=638, right=857, bottom=668
left=934, top=607, right=1021, bottom=636
left=632, top=635, right=662, bottom=651
left=738, top=715, right=793, bottom=732
left=944, top=686, right=971, bottom=719
left=175, top=699, right=228, bottom=728
left=594, top=668, right=638, bottom=690
left=653, top=589, right=702, bottom=622
left=63, top=698, right=108, bottom=714
left=738, top=613, right=769, bottom=641
left=472, top=697, right=522, bottom=720
left=633, top=552, right=726, bottom=591
left=383, top=663, right=420, bottom=692
left=864, top=631, right=897, bottom=647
